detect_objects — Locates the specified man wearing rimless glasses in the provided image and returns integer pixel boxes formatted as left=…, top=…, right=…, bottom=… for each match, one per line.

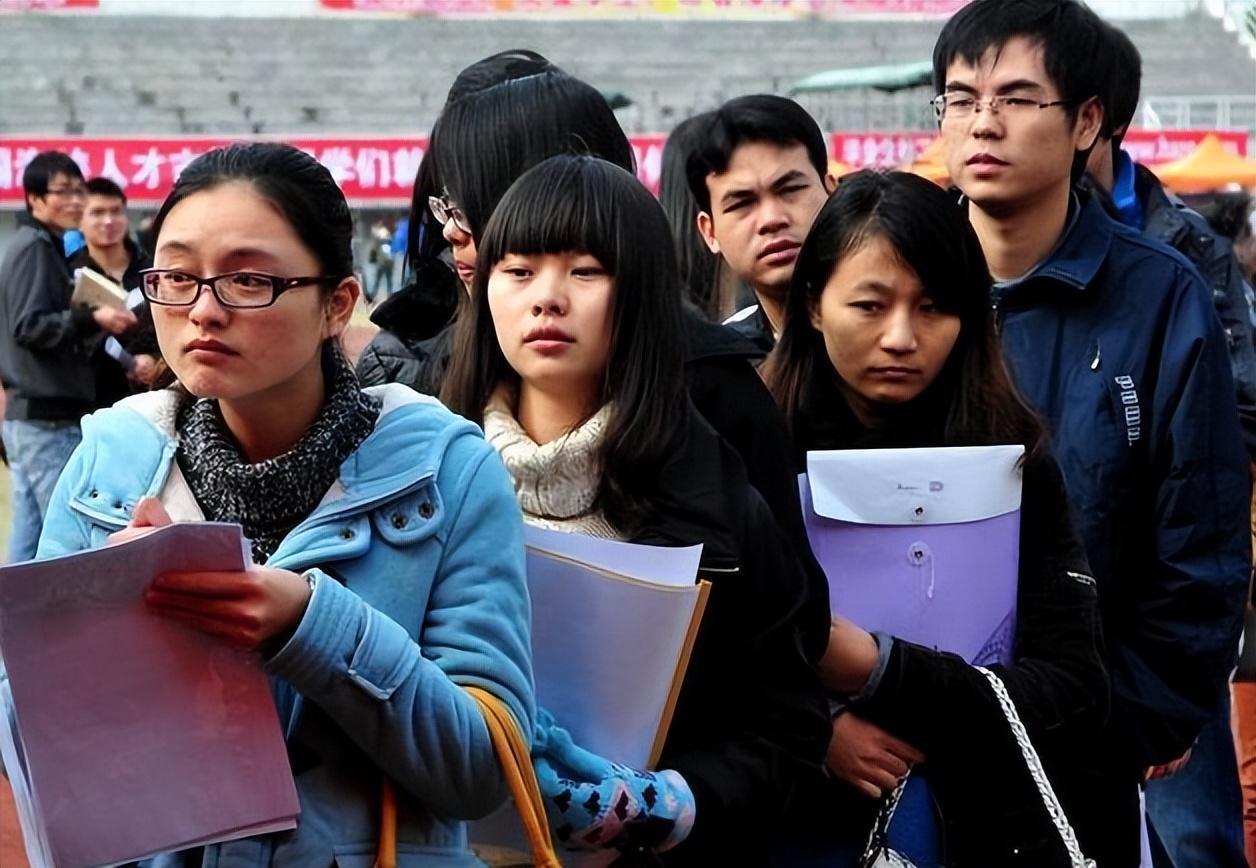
left=931, top=2, right=1251, bottom=866
left=0, top=151, right=138, bottom=564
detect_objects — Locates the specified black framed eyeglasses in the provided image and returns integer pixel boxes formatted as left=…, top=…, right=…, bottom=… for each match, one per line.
left=931, top=93, right=1076, bottom=122
left=138, top=269, right=336, bottom=309
left=44, top=185, right=87, bottom=199
left=428, top=195, right=471, bottom=235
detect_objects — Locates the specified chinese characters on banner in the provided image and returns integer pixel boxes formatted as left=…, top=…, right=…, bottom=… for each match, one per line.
left=0, top=136, right=670, bottom=206
left=829, top=129, right=1250, bottom=169
left=0, top=131, right=1244, bottom=207
left=318, top=0, right=969, bottom=16
left=0, top=138, right=428, bottom=207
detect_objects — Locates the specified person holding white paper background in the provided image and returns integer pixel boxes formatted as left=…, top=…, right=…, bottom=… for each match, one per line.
left=441, top=154, right=830, bottom=866
left=763, top=170, right=1108, bottom=866
left=29, top=143, right=535, bottom=868
left=425, top=55, right=833, bottom=667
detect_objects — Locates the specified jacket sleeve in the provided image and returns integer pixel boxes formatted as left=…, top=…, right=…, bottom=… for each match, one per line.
left=1107, top=270, right=1251, bottom=767
left=1204, top=241, right=1256, bottom=459
left=661, top=497, right=831, bottom=860
left=34, top=434, right=96, bottom=559
left=5, top=238, right=97, bottom=352
left=266, top=436, right=535, bottom=820
left=685, top=357, right=831, bottom=663
left=855, top=455, right=1107, bottom=778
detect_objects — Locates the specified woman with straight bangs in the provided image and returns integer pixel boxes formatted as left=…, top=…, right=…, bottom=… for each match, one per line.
left=442, top=154, right=829, bottom=866
left=763, top=170, right=1109, bottom=866
left=432, top=64, right=831, bottom=663
left=33, top=142, right=534, bottom=868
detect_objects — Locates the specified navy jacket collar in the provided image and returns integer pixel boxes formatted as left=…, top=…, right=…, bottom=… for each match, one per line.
left=995, top=192, right=1114, bottom=301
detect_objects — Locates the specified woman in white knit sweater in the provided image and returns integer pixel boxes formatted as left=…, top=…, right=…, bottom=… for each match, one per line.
left=442, top=154, right=830, bottom=867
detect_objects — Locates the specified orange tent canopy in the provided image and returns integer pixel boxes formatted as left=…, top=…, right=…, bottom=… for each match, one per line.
left=1150, top=134, right=1256, bottom=193
left=903, top=137, right=950, bottom=187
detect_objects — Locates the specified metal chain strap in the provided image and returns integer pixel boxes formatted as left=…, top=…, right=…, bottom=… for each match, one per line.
left=975, top=667, right=1097, bottom=868
left=859, top=773, right=913, bottom=868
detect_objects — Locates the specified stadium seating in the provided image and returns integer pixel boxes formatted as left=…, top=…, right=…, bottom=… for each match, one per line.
left=0, top=11, right=1252, bottom=136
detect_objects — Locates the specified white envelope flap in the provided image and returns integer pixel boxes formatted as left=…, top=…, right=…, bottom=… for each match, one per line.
left=806, top=444, right=1024, bottom=526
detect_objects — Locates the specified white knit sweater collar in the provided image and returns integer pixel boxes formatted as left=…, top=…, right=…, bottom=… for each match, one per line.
left=483, top=385, right=621, bottom=539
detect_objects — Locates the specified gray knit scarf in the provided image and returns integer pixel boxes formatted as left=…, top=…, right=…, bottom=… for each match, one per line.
left=176, top=350, right=381, bottom=564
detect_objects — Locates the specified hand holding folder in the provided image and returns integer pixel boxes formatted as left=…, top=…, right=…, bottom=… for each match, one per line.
left=802, top=444, right=1025, bottom=666
left=471, top=527, right=710, bottom=862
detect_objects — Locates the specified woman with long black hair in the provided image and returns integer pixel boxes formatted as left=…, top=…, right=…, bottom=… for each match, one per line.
left=763, top=170, right=1109, bottom=867
left=442, top=153, right=830, bottom=866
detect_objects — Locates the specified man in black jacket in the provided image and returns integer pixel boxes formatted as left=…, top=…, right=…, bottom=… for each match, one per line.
left=1084, top=21, right=1253, bottom=868
left=68, top=177, right=158, bottom=409
left=0, top=152, right=135, bottom=562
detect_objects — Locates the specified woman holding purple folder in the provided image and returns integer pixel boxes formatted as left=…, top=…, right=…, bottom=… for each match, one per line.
left=763, top=170, right=1108, bottom=867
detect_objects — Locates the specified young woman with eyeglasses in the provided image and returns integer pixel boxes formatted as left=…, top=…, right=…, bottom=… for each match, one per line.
left=32, top=142, right=535, bottom=868
left=355, top=49, right=566, bottom=397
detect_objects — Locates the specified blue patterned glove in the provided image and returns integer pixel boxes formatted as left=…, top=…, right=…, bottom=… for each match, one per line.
left=532, top=709, right=696, bottom=853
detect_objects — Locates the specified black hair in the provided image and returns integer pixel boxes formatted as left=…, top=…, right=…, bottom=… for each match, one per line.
left=430, top=68, right=635, bottom=239
left=442, top=155, right=686, bottom=535
left=660, top=112, right=733, bottom=320
left=405, top=50, right=558, bottom=271
left=684, top=94, right=829, bottom=214
left=932, top=0, right=1109, bottom=180
left=406, top=151, right=447, bottom=269
left=445, top=49, right=554, bottom=106
left=1098, top=21, right=1142, bottom=143
left=22, top=151, right=83, bottom=212
left=85, top=176, right=126, bottom=204
left=763, top=170, right=1044, bottom=457
left=148, top=142, right=354, bottom=281
left=1199, top=192, right=1254, bottom=243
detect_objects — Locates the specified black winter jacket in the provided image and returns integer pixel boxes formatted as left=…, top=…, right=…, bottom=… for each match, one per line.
left=789, top=381, right=1110, bottom=868
left=359, top=298, right=832, bottom=660
left=0, top=214, right=100, bottom=420
left=629, top=404, right=831, bottom=867
left=354, top=260, right=460, bottom=396
left=67, top=239, right=157, bottom=409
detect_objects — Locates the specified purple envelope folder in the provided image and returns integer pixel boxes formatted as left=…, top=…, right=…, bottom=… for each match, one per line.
left=801, top=445, right=1025, bottom=666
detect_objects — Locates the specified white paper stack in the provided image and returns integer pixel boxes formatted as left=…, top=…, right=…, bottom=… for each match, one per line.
left=0, top=523, right=299, bottom=868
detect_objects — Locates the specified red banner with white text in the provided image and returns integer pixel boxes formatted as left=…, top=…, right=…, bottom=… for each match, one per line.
left=0, top=0, right=95, bottom=10
left=0, top=131, right=1244, bottom=208
left=318, top=0, right=969, bottom=18
left=830, top=129, right=1250, bottom=169
left=0, top=136, right=671, bottom=207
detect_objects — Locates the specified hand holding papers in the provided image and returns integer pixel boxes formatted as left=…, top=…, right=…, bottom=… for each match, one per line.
left=472, top=527, right=709, bottom=861
left=522, top=525, right=708, bottom=769
left=801, top=445, right=1025, bottom=666
left=0, top=522, right=299, bottom=868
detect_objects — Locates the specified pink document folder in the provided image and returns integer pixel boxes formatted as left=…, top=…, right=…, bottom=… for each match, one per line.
left=801, top=445, right=1024, bottom=665
left=0, top=523, right=299, bottom=868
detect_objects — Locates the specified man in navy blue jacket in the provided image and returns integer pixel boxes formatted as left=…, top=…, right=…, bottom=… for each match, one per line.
left=934, top=2, right=1251, bottom=865
left=1084, top=20, right=1253, bottom=868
